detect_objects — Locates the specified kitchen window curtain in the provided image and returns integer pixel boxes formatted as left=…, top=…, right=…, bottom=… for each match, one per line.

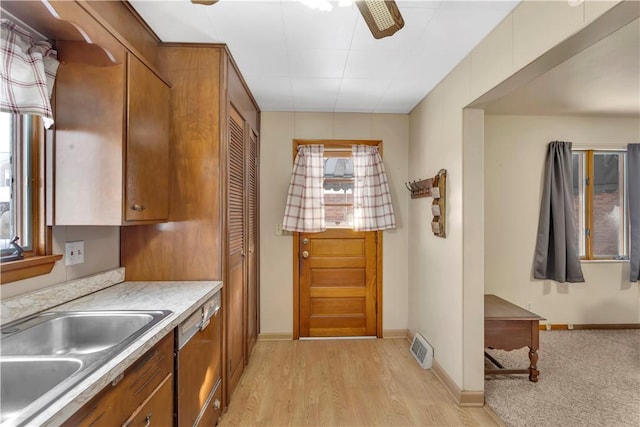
left=0, top=19, right=59, bottom=128
left=628, top=143, right=640, bottom=282
left=352, top=145, right=396, bottom=231
left=533, top=141, right=585, bottom=283
left=282, top=144, right=326, bottom=232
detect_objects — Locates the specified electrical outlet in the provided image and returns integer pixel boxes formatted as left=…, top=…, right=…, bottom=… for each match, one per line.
left=65, top=241, right=85, bottom=266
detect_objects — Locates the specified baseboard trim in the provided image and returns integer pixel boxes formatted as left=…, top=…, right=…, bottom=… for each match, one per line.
left=483, top=403, right=507, bottom=427
left=383, top=329, right=408, bottom=339
left=539, top=323, right=640, bottom=331
left=258, top=330, right=414, bottom=340
left=407, top=330, right=485, bottom=407
left=257, top=332, right=293, bottom=341
left=431, top=359, right=484, bottom=407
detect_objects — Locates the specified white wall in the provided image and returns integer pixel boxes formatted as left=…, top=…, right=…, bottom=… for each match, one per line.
left=259, top=112, right=409, bottom=335
left=484, top=114, right=640, bottom=324
left=408, top=0, right=622, bottom=393
left=1, top=226, right=120, bottom=299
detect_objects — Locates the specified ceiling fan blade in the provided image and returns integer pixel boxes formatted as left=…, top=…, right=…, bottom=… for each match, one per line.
left=355, top=0, right=404, bottom=39
left=191, top=0, right=219, bottom=5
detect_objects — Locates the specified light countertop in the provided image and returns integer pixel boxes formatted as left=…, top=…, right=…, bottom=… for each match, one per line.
left=5, top=279, right=222, bottom=427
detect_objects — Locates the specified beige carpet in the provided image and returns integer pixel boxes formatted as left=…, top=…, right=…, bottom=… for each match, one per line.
left=484, top=330, right=640, bottom=427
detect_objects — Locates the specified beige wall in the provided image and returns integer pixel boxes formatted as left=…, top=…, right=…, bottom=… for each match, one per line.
left=1, top=226, right=120, bottom=299
left=259, top=112, right=409, bottom=335
left=408, top=0, right=622, bottom=393
left=484, top=114, right=640, bottom=324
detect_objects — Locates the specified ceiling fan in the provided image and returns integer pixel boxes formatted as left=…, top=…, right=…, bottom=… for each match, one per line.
left=190, top=0, right=405, bottom=39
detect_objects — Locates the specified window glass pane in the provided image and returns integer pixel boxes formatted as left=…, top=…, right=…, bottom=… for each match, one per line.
left=0, top=113, right=14, bottom=252
left=323, top=156, right=354, bottom=228
left=0, top=113, right=33, bottom=256
left=592, top=152, right=626, bottom=258
left=572, top=152, right=586, bottom=257
left=21, top=116, right=33, bottom=250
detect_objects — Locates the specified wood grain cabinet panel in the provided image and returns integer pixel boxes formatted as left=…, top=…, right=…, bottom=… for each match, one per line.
left=62, top=332, right=174, bottom=427
left=122, top=373, right=173, bottom=427
left=54, top=43, right=169, bottom=226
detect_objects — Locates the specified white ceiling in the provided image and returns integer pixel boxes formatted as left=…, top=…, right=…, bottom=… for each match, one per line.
left=129, top=0, right=519, bottom=113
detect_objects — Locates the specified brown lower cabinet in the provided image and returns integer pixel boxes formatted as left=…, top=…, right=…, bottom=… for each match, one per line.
left=122, top=373, right=173, bottom=427
left=62, top=332, right=174, bottom=427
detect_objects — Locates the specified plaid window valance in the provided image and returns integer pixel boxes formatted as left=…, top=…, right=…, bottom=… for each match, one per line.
left=352, top=145, right=396, bottom=231
left=282, top=144, right=326, bottom=232
left=1, top=19, right=59, bottom=128
left=283, top=144, right=396, bottom=233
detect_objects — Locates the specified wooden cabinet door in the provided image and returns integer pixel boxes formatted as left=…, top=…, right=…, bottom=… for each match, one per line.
left=125, top=53, right=170, bottom=222
left=62, top=333, right=174, bottom=427
left=122, top=373, right=173, bottom=427
left=246, top=128, right=259, bottom=359
left=226, top=106, right=246, bottom=400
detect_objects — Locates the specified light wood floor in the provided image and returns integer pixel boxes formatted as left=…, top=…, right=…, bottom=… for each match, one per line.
left=218, top=338, right=502, bottom=426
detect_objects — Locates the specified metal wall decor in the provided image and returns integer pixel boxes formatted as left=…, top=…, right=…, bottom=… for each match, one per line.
left=405, top=178, right=432, bottom=198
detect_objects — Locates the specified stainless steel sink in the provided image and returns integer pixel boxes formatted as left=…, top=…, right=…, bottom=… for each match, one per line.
left=0, top=310, right=172, bottom=426
left=0, top=357, right=83, bottom=424
left=2, top=312, right=158, bottom=356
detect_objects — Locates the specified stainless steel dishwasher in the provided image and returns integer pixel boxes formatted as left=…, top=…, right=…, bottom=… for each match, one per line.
left=175, top=290, right=222, bottom=427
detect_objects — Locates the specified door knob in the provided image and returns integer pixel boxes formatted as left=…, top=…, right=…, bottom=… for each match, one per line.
left=302, top=238, right=309, bottom=245
left=301, top=250, right=310, bottom=259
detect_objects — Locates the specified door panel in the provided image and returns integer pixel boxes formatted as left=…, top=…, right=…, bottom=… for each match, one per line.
left=299, top=229, right=376, bottom=337
left=246, top=129, right=259, bottom=359
left=226, top=106, right=245, bottom=399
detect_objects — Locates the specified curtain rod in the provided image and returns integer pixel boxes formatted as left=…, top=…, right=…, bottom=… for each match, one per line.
left=2, top=10, right=49, bottom=41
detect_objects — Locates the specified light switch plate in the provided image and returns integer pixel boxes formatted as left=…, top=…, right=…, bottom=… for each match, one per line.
left=65, top=241, right=85, bottom=266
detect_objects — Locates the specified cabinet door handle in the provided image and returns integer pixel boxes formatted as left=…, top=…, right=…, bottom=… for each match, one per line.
left=200, top=318, right=210, bottom=331
left=131, top=204, right=146, bottom=211
left=213, top=399, right=221, bottom=411
left=144, top=413, right=152, bottom=427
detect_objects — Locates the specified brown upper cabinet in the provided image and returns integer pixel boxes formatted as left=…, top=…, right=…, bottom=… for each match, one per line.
left=54, top=45, right=170, bottom=225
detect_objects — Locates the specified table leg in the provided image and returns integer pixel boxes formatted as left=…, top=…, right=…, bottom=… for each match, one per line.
left=528, top=347, right=539, bottom=382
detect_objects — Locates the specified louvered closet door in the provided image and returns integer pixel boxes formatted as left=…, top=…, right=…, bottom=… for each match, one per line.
left=246, top=129, right=259, bottom=359
left=227, top=106, right=245, bottom=399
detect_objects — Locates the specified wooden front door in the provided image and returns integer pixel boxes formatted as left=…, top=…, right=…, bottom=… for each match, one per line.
left=299, top=229, right=377, bottom=337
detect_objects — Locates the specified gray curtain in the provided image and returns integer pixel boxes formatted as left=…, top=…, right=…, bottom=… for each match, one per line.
left=533, top=141, right=585, bottom=283
left=628, top=144, right=640, bottom=282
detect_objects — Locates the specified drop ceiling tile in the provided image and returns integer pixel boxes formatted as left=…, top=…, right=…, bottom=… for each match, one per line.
left=291, top=78, right=341, bottom=110
left=335, top=79, right=389, bottom=112
left=204, top=1, right=288, bottom=48
left=130, top=1, right=219, bottom=42
left=281, top=2, right=358, bottom=50
left=243, top=75, right=294, bottom=110
left=230, top=46, right=290, bottom=78
left=288, top=48, right=349, bottom=79
left=343, top=49, right=406, bottom=79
